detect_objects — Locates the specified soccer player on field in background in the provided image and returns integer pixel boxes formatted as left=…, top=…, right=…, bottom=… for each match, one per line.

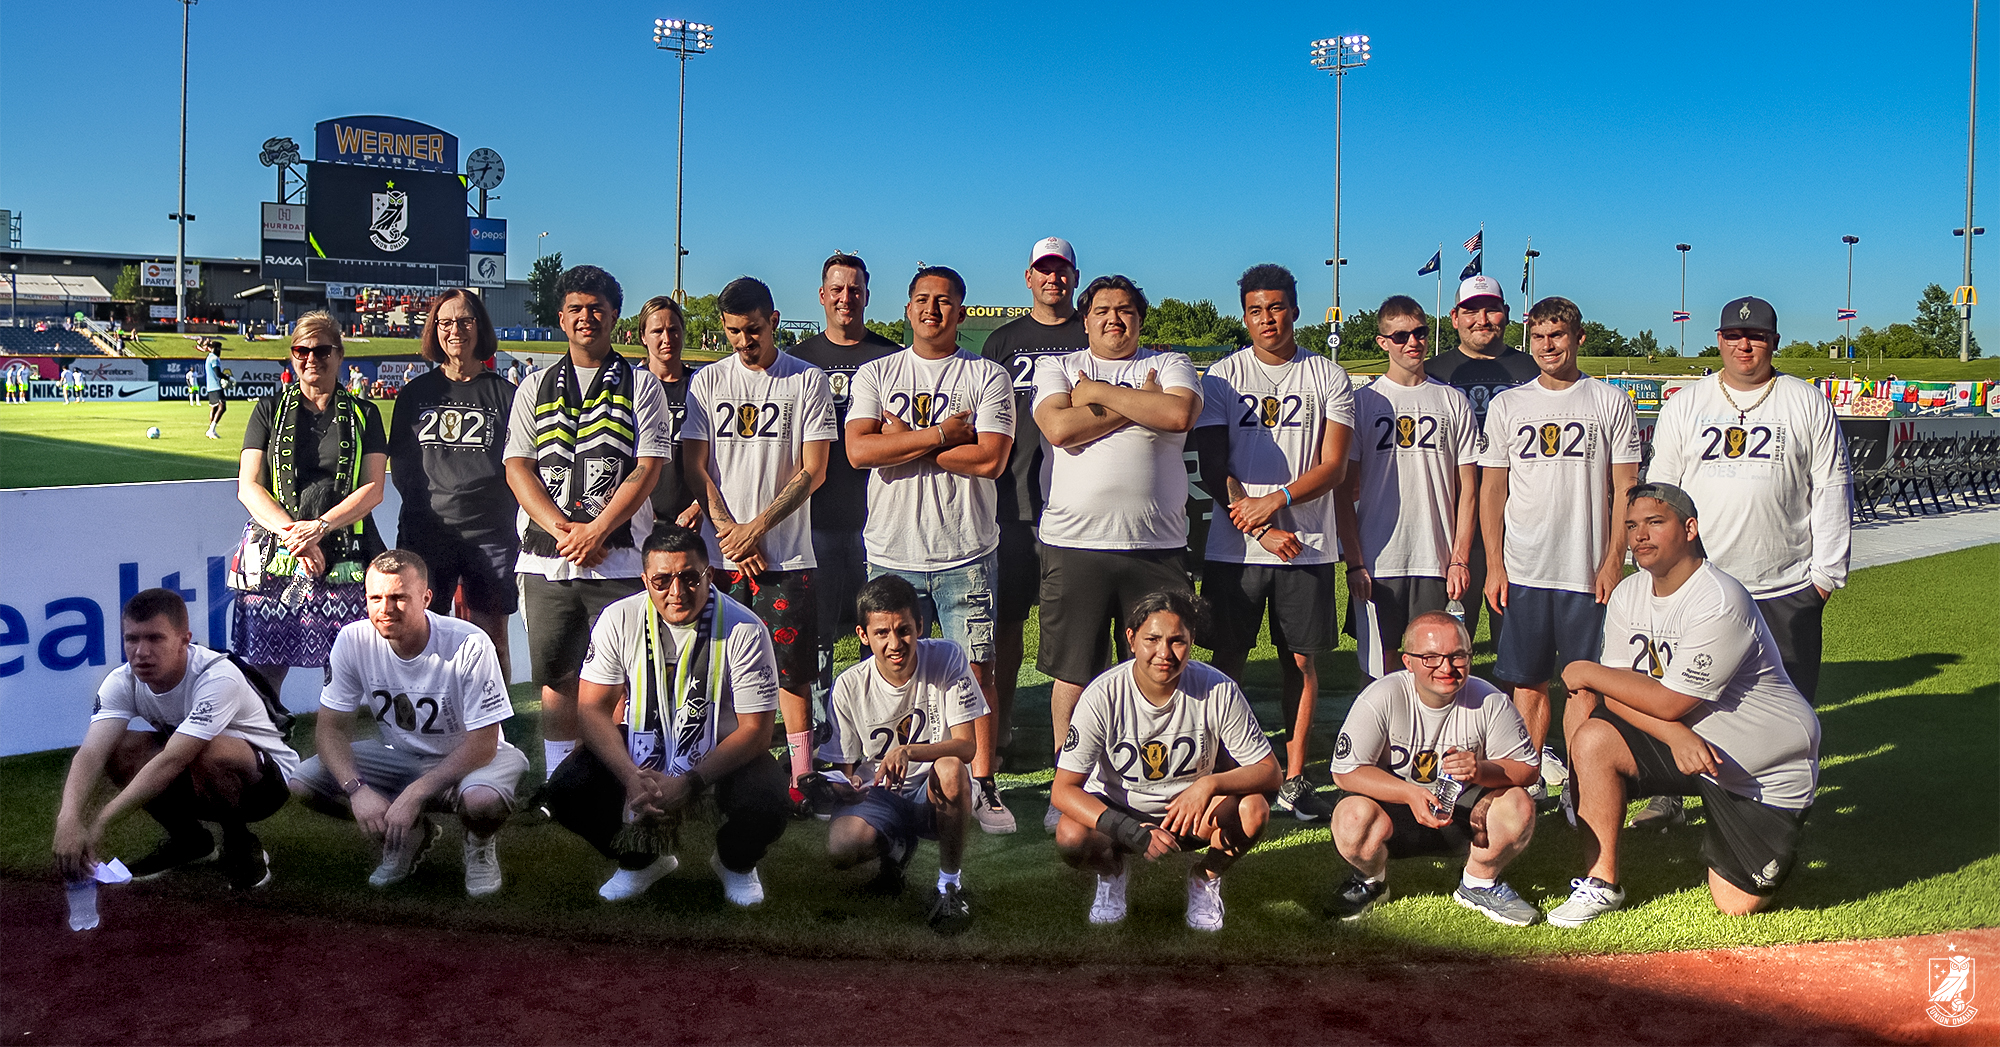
left=979, top=236, right=1089, bottom=761
left=806, top=574, right=986, bottom=934
left=1195, top=263, right=1354, bottom=822
left=1052, top=590, right=1281, bottom=931
left=203, top=338, right=231, bottom=439
left=1549, top=483, right=1821, bottom=925
left=1479, top=296, right=1640, bottom=798
left=291, top=551, right=529, bottom=897
left=791, top=254, right=902, bottom=740
left=1425, top=276, right=1541, bottom=653
left=546, top=527, right=790, bottom=905
left=1326, top=611, right=1542, bottom=925
left=682, top=276, right=838, bottom=811
left=1337, top=295, right=1479, bottom=680
left=54, top=589, right=299, bottom=892
left=845, top=265, right=1017, bottom=833
left=502, top=265, right=671, bottom=789
left=1635, top=297, right=1851, bottom=826
left=1032, top=275, right=1202, bottom=830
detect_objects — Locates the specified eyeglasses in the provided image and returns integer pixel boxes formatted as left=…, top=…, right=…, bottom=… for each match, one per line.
left=648, top=570, right=708, bottom=593
left=290, top=344, right=337, bottom=359
left=1717, top=329, right=1774, bottom=345
left=1406, top=651, right=1471, bottom=669
left=434, top=317, right=479, bottom=330
left=1379, top=328, right=1430, bottom=345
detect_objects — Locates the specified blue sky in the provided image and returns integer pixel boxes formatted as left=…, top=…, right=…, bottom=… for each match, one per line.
left=2, top=0, right=1991, bottom=348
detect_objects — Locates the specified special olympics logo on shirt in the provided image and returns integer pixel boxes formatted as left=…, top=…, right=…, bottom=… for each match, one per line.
left=1063, top=725, right=1078, bottom=752
left=1334, top=732, right=1352, bottom=760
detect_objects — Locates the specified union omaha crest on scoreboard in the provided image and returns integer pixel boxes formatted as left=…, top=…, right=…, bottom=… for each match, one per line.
left=369, top=186, right=411, bottom=253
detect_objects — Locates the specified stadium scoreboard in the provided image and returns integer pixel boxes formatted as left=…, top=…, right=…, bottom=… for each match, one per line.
left=303, top=162, right=468, bottom=288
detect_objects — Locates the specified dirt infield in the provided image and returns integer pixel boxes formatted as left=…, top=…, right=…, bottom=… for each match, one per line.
left=4, top=879, right=1993, bottom=1046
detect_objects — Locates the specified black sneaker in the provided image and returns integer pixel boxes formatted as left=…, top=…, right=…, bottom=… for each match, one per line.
left=1327, top=872, right=1390, bottom=921
left=863, top=839, right=908, bottom=898
left=128, top=831, right=216, bottom=880
left=220, top=827, right=271, bottom=890
left=928, top=882, right=972, bottom=936
left=1276, top=776, right=1333, bottom=821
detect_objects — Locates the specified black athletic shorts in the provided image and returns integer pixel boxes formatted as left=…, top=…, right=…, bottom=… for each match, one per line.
left=995, top=520, right=1041, bottom=624
left=1595, top=708, right=1811, bottom=897
left=207, top=389, right=226, bottom=406
left=400, top=527, right=519, bottom=616
left=518, top=575, right=643, bottom=685
left=1202, top=560, right=1340, bottom=655
left=717, top=567, right=817, bottom=698
left=1346, top=573, right=1450, bottom=672
left=1035, top=546, right=1190, bottom=685
left=1091, top=791, right=1211, bottom=853
left=151, top=729, right=291, bottom=823
left=1372, top=786, right=1488, bottom=859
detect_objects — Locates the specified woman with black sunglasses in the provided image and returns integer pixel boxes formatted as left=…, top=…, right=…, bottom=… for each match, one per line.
left=231, top=311, right=390, bottom=691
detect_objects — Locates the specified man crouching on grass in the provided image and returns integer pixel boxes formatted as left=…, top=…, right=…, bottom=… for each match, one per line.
left=1548, top=483, right=1821, bottom=927
left=1325, top=611, right=1542, bottom=925
left=798, top=575, right=985, bottom=935
left=1051, top=590, right=1281, bottom=932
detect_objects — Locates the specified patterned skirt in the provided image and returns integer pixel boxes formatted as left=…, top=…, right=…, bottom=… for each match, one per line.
left=232, top=573, right=367, bottom=668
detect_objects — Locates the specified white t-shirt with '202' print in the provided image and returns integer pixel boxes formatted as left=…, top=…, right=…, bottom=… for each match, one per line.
left=1348, top=376, right=1479, bottom=578
left=1057, top=660, right=1272, bottom=818
left=320, top=613, right=517, bottom=761
left=1032, top=347, right=1201, bottom=552
left=817, top=638, right=989, bottom=800
left=683, top=352, right=839, bottom=571
left=1196, top=347, right=1357, bottom=566
left=1478, top=376, right=1642, bottom=593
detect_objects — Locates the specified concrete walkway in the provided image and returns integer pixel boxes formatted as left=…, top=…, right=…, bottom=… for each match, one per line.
left=1852, top=500, right=2000, bottom=571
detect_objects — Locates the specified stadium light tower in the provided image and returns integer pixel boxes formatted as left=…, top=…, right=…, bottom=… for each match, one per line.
left=1310, top=33, right=1371, bottom=355
left=173, top=0, right=197, bottom=333
left=1675, top=243, right=1692, bottom=355
left=652, top=17, right=715, bottom=303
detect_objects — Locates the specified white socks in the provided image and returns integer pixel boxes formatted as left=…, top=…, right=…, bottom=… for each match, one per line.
left=544, top=739, right=577, bottom=775
left=1461, top=871, right=1497, bottom=890
left=937, top=870, right=961, bottom=891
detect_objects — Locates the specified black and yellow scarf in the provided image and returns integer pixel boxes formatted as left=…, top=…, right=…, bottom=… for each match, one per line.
left=261, top=385, right=369, bottom=583
left=522, top=353, right=640, bottom=558
left=623, top=593, right=726, bottom=776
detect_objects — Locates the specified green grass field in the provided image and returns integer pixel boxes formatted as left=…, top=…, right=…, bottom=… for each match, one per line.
left=1, top=406, right=1994, bottom=963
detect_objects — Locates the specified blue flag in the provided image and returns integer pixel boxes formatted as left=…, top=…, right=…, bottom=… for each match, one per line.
left=1460, top=251, right=1482, bottom=279
left=1417, top=250, right=1441, bottom=277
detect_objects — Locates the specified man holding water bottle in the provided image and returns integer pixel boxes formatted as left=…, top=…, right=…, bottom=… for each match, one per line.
left=1325, top=611, right=1543, bottom=926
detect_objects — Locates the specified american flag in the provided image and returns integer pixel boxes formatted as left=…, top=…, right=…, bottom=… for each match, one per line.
left=1671, top=310, right=1691, bottom=322
left=1463, top=231, right=1482, bottom=253
left=1837, top=308, right=1858, bottom=321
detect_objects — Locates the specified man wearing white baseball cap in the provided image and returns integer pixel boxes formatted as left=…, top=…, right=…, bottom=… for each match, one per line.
left=980, top=236, right=1088, bottom=829
left=1426, top=276, right=1539, bottom=667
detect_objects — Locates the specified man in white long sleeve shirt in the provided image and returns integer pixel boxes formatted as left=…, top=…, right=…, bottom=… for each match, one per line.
left=1647, top=296, right=1851, bottom=705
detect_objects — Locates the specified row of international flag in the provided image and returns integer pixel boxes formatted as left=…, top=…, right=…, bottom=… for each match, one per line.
left=1411, top=229, right=1863, bottom=322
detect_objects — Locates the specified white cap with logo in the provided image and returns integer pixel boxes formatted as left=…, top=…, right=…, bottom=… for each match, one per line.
left=1030, top=236, right=1076, bottom=268
left=1455, top=275, right=1506, bottom=307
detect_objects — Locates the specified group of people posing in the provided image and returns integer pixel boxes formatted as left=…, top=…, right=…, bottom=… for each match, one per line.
left=53, top=239, right=1849, bottom=935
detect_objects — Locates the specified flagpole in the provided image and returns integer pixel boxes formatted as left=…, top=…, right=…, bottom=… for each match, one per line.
left=1433, top=241, right=1443, bottom=351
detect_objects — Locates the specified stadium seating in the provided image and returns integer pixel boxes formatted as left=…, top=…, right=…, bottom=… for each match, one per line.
left=0, top=326, right=101, bottom=356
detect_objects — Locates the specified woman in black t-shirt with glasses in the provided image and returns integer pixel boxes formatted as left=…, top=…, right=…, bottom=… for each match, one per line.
left=232, top=311, right=389, bottom=690
left=387, top=289, right=520, bottom=676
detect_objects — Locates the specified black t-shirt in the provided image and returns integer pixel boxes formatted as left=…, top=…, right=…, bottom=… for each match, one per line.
left=387, top=367, right=518, bottom=539
left=980, top=313, right=1088, bottom=523
left=649, top=365, right=698, bottom=531
left=243, top=390, right=390, bottom=554
left=1426, top=346, right=1541, bottom=436
left=791, top=330, right=904, bottom=532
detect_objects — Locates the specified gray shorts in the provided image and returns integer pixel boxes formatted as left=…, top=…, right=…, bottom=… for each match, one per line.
left=295, top=738, right=530, bottom=811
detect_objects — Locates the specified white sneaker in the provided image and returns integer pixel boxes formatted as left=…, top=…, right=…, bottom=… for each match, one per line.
left=1541, top=746, right=1570, bottom=790
left=1089, top=866, right=1129, bottom=925
left=367, top=817, right=437, bottom=888
left=598, top=854, right=677, bottom=902
left=463, top=832, right=502, bottom=898
left=710, top=852, right=765, bottom=907
left=1185, top=872, right=1225, bottom=932
left=1044, top=802, right=1063, bottom=833
left=1548, top=876, right=1627, bottom=928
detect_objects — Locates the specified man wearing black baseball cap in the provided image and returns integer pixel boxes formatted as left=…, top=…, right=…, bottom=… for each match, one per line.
left=1638, top=296, right=1850, bottom=827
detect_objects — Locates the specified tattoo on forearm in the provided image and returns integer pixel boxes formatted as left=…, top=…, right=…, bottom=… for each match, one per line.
left=1087, top=403, right=1107, bottom=418
left=760, top=467, right=814, bottom=526
left=1226, top=477, right=1249, bottom=504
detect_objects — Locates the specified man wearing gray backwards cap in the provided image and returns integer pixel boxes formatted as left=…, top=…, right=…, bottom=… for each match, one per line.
left=1548, top=482, right=1820, bottom=926
left=1632, top=297, right=1849, bottom=829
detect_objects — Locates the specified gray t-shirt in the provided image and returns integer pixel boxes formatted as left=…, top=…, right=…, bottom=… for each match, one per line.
left=1330, top=671, right=1537, bottom=785
left=94, top=646, right=302, bottom=780
left=1599, top=561, right=1820, bottom=809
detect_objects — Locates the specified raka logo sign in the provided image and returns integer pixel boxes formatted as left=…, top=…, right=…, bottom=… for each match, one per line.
left=370, top=183, right=411, bottom=252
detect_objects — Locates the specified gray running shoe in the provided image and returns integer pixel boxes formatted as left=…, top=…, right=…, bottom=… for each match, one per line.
left=1628, top=795, right=1686, bottom=830
left=928, top=882, right=972, bottom=936
left=1548, top=876, right=1627, bottom=928
left=368, top=817, right=438, bottom=888
left=1453, top=881, right=1540, bottom=926
left=1275, top=775, right=1332, bottom=821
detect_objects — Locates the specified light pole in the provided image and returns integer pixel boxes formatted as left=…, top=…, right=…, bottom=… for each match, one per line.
left=1841, top=235, right=1859, bottom=360
left=172, top=0, right=196, bottom=333
left=1675, top=243, right=1692, bottom=356
left=1310, top=33, right=1371, bottom=356
left=1960, top=0, right=1980, bottom=362
left=8, top=264, right=16, bottom=327
left=537, top=231, right=550, bottom=258
left=652, top=17, right=715, bottom=304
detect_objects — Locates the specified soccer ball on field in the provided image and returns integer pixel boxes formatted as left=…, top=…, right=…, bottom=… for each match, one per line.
left=146, top=427, right=162, bottom=439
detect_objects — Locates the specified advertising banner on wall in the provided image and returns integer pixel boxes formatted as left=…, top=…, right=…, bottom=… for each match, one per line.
left=261, top=202, right=307, bottom=241
left=261, top=240, right=308, bottom=280
left=469, top=253, right=506, bottom=287
left=0, top=480, right=416, bottom=755
left=140, top=262, right=200, bottom=289
left=29, top=380, right=158, bottom=401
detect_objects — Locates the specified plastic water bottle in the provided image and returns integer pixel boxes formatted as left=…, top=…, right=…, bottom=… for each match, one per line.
left=66, top=880, right=99, bottom=931
left=1446, top=599, right=1466, bottom=622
